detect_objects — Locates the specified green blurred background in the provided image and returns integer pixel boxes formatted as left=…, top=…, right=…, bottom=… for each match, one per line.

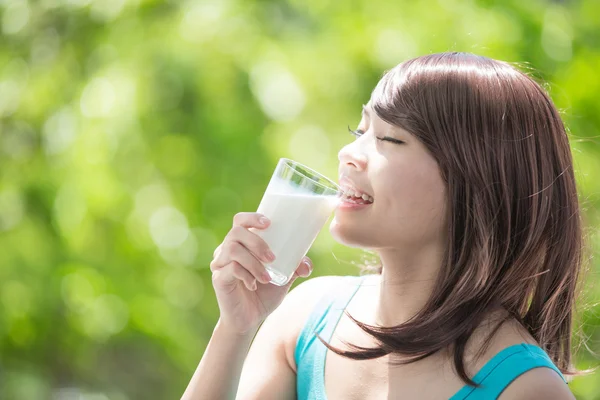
left=0, top=0, right=599, bottom=398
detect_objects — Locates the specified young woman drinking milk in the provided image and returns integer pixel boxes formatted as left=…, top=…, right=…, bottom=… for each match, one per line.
left=183, top=52, right=588, bottom=399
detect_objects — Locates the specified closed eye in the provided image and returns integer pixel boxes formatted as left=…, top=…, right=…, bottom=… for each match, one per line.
left=347, top=126, right=405, bottom=145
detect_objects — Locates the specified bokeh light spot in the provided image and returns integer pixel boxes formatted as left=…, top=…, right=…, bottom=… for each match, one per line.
left=149, top=206, right=190, bottom=249
left=0, top=79, right=22, bottom=117
left=179, top=1, right=229, bottom=43
left=159, top=229, right=198, bottom=266
left=288, top=125, right=331, bottom=171
left=80, top=77, right=116, bottom=118
left=374, top=29, right=418, bottom=68
left=2, top=1, right=30, bottom=35
left=43, top=106, right=78, bottom=155
left=30, top=28, right=61, bottom=66
left=542, top=7, right=573, bottom=62
left=89, top=0, right=126, bottom=22
left=60, top=266, right=106, bottom=313
left=250, top=60, right=306, bottom=121
left=0, top=188, right=24, bottom=232
left=81, top=294, right=129, bottom=341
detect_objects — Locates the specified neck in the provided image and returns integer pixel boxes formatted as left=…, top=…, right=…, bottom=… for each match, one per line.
left=362, top=243, right=445, bottom=327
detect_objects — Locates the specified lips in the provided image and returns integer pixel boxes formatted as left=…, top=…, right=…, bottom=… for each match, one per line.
left=338, top=176, right=374, bottom=203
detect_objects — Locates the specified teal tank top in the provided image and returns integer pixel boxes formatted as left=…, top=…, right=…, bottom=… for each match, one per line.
left=295, top=275, right=568, bottom=400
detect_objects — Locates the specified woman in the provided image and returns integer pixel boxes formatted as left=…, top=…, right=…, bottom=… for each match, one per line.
left=183, top=52, right=588, bottom=399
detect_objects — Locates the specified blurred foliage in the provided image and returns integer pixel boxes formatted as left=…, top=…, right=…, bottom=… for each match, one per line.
left=0, top=0, right=599, bottom=398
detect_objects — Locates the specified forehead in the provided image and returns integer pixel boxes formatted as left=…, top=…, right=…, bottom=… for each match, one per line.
left=361, top=102, right=388, bottom=127
left=361, top=101, right=415, bottom=139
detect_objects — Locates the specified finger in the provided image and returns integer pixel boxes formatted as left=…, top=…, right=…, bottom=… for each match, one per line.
left=211, top=239, right=244, bottom=271
left=296, top=257, right=313, bottom=278
left=229, top=262, right=258, bottom=291
left=227, top=226, right=275, bottom=264
left=213, top=241, right=271, bottom=284
left=213, top=243, right=222, bottom=259
left=232, top=212, right=271, bottom=229
left=216, top=262, right=257, bottom=291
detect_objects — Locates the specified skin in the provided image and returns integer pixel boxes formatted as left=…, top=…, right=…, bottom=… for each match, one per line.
left=330, top=101, right=448, bottom=326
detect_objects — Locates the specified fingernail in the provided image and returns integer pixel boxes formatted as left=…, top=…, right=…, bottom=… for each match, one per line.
left=259, top=217, right=269, bottom=226
left=262, top=272, right=271, bottom=283
left=265, top=250, right=276, bottom=262
left=303, top=259, right=312, bottom=267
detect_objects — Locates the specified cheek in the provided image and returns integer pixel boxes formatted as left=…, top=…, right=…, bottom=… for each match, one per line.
left=406, top=170, right=445, bottom=211
left=380, top=166, right=447, bottom=237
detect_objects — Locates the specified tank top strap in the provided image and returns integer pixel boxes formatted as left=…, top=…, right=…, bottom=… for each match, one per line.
left=451, top=343, right=567, bottom=399
left=294, top=275, right=366, bottom=366
left=295, top=275, right=367, bottom=400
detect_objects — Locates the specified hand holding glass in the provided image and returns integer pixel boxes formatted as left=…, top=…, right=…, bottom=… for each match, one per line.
left=253, top=158, right=341, bottom=286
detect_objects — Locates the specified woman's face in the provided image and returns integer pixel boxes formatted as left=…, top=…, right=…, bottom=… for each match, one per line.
left=330, top=102, right=448, bottom=252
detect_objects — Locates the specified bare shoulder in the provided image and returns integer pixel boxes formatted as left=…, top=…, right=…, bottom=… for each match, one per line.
left=283, top=275, right=343, bottom=308
left=498, top=367, right=575, bottom=400
left=270, top=275, right=347, bottom=371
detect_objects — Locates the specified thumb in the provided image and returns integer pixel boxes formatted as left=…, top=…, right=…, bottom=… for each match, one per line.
left=283, top=257, right=313, bottom=289
left=297, top=256, right=313, bottom=278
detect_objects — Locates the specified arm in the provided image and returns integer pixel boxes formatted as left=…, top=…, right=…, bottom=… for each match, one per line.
left=234, top=300, right=297, bottom=400
left=181, top=320, right=258, bottom=400
left=182, top=275, right=339, bottom=400
left=236, top=275, right=339, bottom=400
left=181, top=306, right=296, bottom=400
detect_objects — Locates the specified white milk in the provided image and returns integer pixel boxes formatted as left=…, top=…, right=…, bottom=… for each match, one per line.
left=254, top=184, right=339, bottom=286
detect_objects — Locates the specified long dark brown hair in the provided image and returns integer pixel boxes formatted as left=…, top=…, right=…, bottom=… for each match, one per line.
left=319, top=52, right=594, bottom=387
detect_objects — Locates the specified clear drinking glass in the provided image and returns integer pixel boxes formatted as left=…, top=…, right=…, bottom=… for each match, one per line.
left=253, top=158, right=342, bottom=286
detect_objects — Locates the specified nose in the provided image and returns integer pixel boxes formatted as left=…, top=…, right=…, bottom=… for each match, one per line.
left=338, top=142, right=368, bottom=172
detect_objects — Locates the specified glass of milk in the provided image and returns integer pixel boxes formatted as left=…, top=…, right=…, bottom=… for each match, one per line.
left=253, top=158, right=342, bottom=286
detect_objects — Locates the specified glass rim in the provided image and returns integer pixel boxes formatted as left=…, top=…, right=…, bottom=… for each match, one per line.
left=279, top=158, right=341, bottom=194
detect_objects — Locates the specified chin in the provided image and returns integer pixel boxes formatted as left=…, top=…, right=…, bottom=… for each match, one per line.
left=329, top=218, right=372, bottom=249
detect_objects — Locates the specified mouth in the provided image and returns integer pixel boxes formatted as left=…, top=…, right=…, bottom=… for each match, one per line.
left=339, top=185, right=374, bottom=205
